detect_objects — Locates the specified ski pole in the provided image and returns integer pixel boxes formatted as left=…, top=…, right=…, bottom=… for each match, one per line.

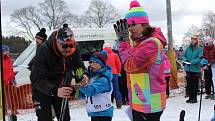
left=59, top=71, right=73, bottom=121
left=59, top=98, right=69, bottom=121
left=198, top=66, right=205, bottom=121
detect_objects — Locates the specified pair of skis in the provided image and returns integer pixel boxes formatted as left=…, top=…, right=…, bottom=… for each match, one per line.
left=59, top=67, right=85, bottom=121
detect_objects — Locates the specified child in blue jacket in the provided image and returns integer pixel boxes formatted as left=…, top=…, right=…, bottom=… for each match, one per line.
left=79, top=50, right=114, bottom=121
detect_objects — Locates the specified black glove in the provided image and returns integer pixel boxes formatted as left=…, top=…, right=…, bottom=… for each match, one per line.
left=113, top=19, right=129, bottom=41
left=182, top=62, right=186, bottom=66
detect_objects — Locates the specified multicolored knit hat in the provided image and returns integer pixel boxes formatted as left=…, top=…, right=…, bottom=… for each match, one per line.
left=56, top=24, right=74, bottom=43
left=204, top=36, right=214, bottom=44
left=124, top=0, right=149, bottom=25
left=89, top=50, right=108, bottom=67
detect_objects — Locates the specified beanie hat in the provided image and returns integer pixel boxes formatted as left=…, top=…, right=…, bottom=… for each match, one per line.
left=191, top=35, right=198, bottom=42
left=35, top=28, right=47, bottom=42
left=90, top=50, right=108, bottom=67
left=2, top=45, right=10, bottom=53
left=56, top=24, right=74, bottom=43
left=191, top=35, right=198, bottom=39
left=204, top=36, right=214, bottom=44
left=125, top=0, right=149, bottom=25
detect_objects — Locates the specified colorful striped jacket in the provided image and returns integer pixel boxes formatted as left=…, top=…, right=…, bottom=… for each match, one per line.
left=118, top=27, right=166, bottom=113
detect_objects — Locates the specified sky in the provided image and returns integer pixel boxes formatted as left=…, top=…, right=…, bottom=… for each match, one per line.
left=2, top=0, right=215, bottom=46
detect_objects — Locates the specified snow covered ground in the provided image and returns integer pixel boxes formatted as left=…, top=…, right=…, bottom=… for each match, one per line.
left=7, top=88, right=215, bottom=121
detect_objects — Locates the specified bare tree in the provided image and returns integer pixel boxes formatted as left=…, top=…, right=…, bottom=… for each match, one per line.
left=201, top=11, right=215, bottom=38
left=10, top=0, right=77, bottom=40
left=181, top=25, right=200, bottom=47
left=11, top=6, right=43, bottom=40
left=39, top=0, right=76, bottom=30
left=82, top=0, right=120, bottom=28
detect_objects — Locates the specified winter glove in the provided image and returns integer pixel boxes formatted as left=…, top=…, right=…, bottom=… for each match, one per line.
left=113, top=19, right=129, bottom=41
left=182, top=61, right=191, bottom=66
left=75, top=68, right=84, bottom=83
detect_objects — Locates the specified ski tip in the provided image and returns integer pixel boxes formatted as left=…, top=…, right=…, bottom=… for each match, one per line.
left=179, top=110, right=185, bottom=121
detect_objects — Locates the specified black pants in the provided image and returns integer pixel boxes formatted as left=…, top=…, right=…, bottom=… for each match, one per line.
left=91, top=116, right=112, bottom=121
left=204, top=66, right=214, bottom=95
left=165, top=76, right=170, bottom=96
left=132, top=110, right=163, bottom=121
left=186, top=72, right=200, bottom=101
left=118, top=69, right=128, bottom=104
left=33, top=92, right=70, bottom=121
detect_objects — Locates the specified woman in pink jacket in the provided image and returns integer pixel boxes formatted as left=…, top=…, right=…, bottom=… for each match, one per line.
left=113, top=1, right=166, bottom=120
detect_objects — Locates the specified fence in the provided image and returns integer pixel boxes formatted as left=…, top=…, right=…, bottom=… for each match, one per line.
left=4, top=84, right=34, bottom=112
left=3, top=84, right=81, bottom=115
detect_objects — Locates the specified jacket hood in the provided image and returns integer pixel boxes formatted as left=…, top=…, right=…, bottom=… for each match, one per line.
left=3, top=54, right=9, bottom=59
left=151, top=27, right=167, bottom=46
left=91, top=65, right=112, bottom=80
left=132, top=27, right=167, bottom=47
left=46, top=31, right=63, bottom=57
left=103, top=47, right=113, bottom=53
left=205, top=44, right=214, bottom=49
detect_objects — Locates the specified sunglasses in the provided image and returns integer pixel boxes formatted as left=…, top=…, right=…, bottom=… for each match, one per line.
left=62, top=44, right=74, bottom=49
left=89, top=60, right=98, bottom=64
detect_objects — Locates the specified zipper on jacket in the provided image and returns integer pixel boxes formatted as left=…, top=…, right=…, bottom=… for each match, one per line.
left=189, top=48, right=193, bottom=72
left=61, top=58, right=66, bottom=84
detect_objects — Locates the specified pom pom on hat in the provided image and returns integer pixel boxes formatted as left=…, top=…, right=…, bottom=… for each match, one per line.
left=130, top=0, right=140, bottom=9
left=125, top=0, right=149, bottom=25
left=35, top=28, right=47, bottom=42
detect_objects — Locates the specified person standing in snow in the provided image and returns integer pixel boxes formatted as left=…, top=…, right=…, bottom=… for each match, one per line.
left=202, top=36, right=215, bottom=100
left=113, top=0, right=167, bottom=120
left=182, top=35, right=203, bottom=103
left=79, top=50, right=113, bottom=121
left=103, top=43, right=122, bottom=109
left=30, top=24, right=88, bottom=121
left=2, top=45, right=18, bottom=115
left=164, top=54, right=172, bottom=98
left=177, top=47, right=184, bottom=61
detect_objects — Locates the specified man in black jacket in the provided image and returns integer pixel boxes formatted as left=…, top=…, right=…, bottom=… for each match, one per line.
left=28, top=28, right=47, bottom=70
left=30, top=24, right=88, bottom=121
